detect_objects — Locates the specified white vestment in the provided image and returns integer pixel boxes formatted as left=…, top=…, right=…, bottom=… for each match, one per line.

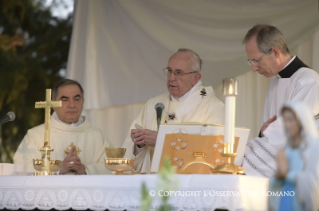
left=14, top=116, right=112, bottom=174
left=243, top=56, right=319, bottom=177
left=122, top=83, right=225, bottom=174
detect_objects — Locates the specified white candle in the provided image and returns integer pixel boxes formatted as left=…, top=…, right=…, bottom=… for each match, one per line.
left=224, top=85, right=236, bottom=144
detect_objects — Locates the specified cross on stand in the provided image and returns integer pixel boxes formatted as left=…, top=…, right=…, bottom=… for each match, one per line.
left=34, top=89, right=61, bottom=175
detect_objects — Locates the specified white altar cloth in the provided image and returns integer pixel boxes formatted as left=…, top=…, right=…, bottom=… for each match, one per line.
left=0, top=174, right=269, bottom=211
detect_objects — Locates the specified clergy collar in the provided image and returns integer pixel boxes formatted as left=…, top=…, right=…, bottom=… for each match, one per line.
left=52, top=111, right=84, bottom=127
left=171, top=80, right=202, bottom=102
left=277, top=56, right=309, bottom=78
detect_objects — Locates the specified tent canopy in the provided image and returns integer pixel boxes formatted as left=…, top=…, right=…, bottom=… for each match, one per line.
left=67, top=0, right=319, bottom=110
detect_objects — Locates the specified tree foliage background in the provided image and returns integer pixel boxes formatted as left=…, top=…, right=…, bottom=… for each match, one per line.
left=0, top=0, right=73, bottom=162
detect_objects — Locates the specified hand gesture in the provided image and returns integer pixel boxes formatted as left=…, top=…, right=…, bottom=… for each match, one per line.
left=131, top=129, right=158, bottom=147
left=261, top=115, right=277, bottom=137
left=60, top=146, right=86, bottom=175
left=275, top=149, right=289, bottom=179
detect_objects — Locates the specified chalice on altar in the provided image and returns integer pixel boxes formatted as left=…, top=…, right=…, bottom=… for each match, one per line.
left=104, top=147, right=134, bottom=175
left=33, top=159, right=62, bottom=174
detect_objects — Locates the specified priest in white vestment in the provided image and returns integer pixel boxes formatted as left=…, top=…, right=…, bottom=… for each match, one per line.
left=122, top=48, right=225, bottom=174
left=241, top=24, right=319, bottom=177
left=14, top=79, right=112, bottom=175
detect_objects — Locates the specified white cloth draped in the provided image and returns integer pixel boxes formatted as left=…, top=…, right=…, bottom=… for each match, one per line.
left=0, top=175, right=269, bottom=211
left=67, top=0, right=319, bottom=109
left=67, top=0, right=319, bottom=148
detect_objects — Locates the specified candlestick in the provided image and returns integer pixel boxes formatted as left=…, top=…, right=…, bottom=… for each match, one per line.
left=211, top=78, right=245, bottom=175
left=223, top=79, right=237, bottom=144
left=224, top=96, right=235, bottom=144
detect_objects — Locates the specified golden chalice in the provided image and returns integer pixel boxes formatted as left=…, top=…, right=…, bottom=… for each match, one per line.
left=105, top=147, right=126, bottom=158
left=104, top=147, right=134, bottom=175
left=33, top=159, right=62, bottom=175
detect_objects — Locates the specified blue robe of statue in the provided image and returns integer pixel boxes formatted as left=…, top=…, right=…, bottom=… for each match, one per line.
left=270, top=147, right=304, bottom=211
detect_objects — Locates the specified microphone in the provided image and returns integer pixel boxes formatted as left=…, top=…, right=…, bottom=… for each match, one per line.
left=155, top=103, right=165, bottom=130
left=0, top=112, right=16, bottom=125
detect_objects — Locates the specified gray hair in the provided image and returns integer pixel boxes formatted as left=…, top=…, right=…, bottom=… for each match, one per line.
left=177, top=48, right=202, bottom=72
left=242, top=24, right=290, bottom=55
left=52, top=79, right=84, bottom=100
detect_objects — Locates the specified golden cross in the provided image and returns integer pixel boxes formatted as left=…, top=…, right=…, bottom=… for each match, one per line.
left=35, top=89, right=62, bottom=147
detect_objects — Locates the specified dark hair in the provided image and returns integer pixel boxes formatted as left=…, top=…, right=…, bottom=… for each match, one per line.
left=243, top=24, right=290, bottom=55
left=52, top=79, right=84, bottom=100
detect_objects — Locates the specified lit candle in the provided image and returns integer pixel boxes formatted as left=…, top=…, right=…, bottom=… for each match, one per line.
left=223, top=79, right=237, bottom=144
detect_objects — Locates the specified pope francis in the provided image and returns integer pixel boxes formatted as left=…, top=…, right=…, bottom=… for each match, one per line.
left=13, top=79, right=112, bottom=174
left=122, top=48, right=225, bottom=174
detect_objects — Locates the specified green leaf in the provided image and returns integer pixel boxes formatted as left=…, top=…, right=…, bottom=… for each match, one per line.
left=0, top=0, right=72, bottom=162
left=139, top=182, right=152, bottom=211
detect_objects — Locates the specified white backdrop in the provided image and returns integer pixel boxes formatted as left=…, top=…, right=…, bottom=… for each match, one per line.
left=67, top=0, right=319, bottom=146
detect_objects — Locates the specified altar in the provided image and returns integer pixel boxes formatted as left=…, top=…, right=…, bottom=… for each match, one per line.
left=0, top=174, right=269, bottom=211
left=0, top=82, right=270, bottom=211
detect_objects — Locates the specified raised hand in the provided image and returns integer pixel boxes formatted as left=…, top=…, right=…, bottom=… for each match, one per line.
left=261, top=115, right=277, bottom=137
left=275, top=149, right=289, bottom=179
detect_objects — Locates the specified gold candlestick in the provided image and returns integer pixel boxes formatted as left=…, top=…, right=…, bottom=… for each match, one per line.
left=212, top=79, right=245, bottom=175
left=33, top=89, right=62, bottom=176
left=211, top=143, right=245, bottom=175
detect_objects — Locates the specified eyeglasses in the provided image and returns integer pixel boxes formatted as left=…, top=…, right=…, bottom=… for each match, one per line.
left=163, top=67, right=198, bottom=78
left=246, top=54, right=266, bottom=66
left=246, top=48, right=272, bottom=66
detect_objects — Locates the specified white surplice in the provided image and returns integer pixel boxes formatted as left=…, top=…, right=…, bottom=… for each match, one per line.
left=13, top=115, right=112, bottom=174
left=243, top=57, right=319, bottom=177
left=122, top=81, right=225, bottom=174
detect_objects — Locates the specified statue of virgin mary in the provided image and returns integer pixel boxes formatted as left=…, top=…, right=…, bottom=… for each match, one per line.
left=269, top=102, right=319, bottom=211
